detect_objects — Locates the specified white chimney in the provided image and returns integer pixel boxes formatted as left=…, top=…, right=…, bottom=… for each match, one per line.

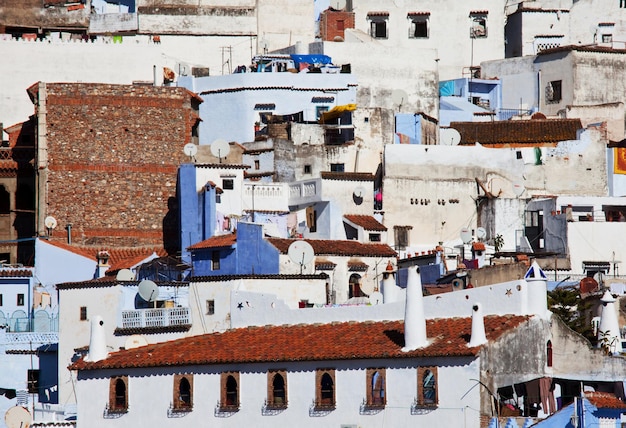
left=468, top=303, right=487, bottom=347
left=402, top=266, right=428, bottom=351
left=85, top=315, right=108, bottom=362
left=381, top=261, right=397, bottom=303
left=598, top=290, right=622, bottom=354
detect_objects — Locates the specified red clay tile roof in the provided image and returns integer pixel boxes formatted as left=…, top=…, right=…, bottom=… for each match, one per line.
left=347, top=259, right=369, bottom=271
left=585, top=392, right=626, bottom=409
left=106, top=252, right=158, bottom=274
left=42, top=239, right=166, bottom=266
left=315, top=259, right=337, bottom=270
left=0, top=269, right=33, bottom=278
left=344, top=214, right=387, bottom=231
left=57, top=279, right=187, bottom=290
left=450, top=119, right=582, bottom=146
left=267, top=238, right=396, bottom=257
left=538, top=44, right=626, bottom=56
left=321, top=172, right=375, bottom=182
left=70, top=315, right=530, bottom=371
left=187, top=233, right=237, bottom=250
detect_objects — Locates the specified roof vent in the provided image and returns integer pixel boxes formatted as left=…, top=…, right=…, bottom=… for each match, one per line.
left=402, top=267, right=428, bottom=351
left=468, top=303, right=487, bottom=347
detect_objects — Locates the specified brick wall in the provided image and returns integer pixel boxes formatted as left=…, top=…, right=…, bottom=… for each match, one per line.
left=41, top=83, right=201, bottom=251
left=319, top=10, right=354, bottom=41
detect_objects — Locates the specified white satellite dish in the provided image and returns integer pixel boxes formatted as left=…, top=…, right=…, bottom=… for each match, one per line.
left=124, top=334, right=148, bottom=350
left=210, top=139, right=230, bottom=163
left=5, top=406, right=31, bottom=428
left=460, top=228, right=473, bottom=244
left=44, top=216, right=57, bottom=229
left=116, top=268, right=134, bottom=281
left=183, top=143, right=197, bottom=160
left=353, top=186, right=366, bottom=199
left=440, top=128, right=461, bottom=146
left=512, top=181, right=525, bottom=197
left=369, top=290, right=383, bottom=305
left=476, top=227, right=487, bottom=240
left=287, top=240, right=314, bottom=274
left=391, top=89, right=408, bottom=110
left=137, top=280, right=158, bottom=302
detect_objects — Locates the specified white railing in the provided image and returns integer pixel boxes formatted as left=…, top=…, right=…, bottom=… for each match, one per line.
left=288, top=179, right=322, bottom=207
left=3, top=332, right=58, bottom=345
left=121, top=307, right=191, bottom=329
left=242, top=183, right=289, bottom=212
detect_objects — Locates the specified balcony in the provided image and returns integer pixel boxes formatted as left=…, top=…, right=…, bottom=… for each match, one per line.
left=242, top=183, right=289, bottom=213
left=288, top=179, right=322, bottom=208
left=120, top=307, right=191, bottom=330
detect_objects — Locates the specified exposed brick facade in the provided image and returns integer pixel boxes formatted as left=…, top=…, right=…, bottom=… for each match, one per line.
left=33, top=83, right=201, bottom=252
left=319, top=9, right=355, bottom=41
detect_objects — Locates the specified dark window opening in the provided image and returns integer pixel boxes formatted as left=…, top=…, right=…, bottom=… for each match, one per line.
left=17, top=294, right=24, bottom=306
left=547, top=340, right=553, bottom=367
left=370, top=20, right=388, bottom=38
left=206, top=299, right=215, bottom=315
left=369, top=233, right=381, bottom=242
left=178, top=377, right=192, bottom=409
left=410, top=19, right=428, bottom=38
left=80, top=306, right=87, bottom=321
left=330, top=163, right=345, bottom=172
left=271, top=373, right=286, bottom=407
left=211, top=251, right=220, bottom=270
left=222, top=179, right=234, bottom=190
left=304, top=164, right=312, bottom=174
left=349, top=274, right=364, bottom=298
left=226, top=375, right=238, bottom=407
left=320, top=373, right=334, bottom=407
left=27, top=369, right=40, bottom=394
left=367, top=369, right=386, bottom=407
left=254, top=160, right=260, bottom=170
left=546, top=80, right=562, bottom=103
left=114, top=378, right=127, bottom=410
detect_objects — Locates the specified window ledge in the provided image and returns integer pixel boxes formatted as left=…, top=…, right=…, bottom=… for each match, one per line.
left=215, top=401, right=239, bottom=417
left=310, top=400, right=335, bottom=416
left=360, top=399, right=385, bottom=415
left=103, top=405, right=128, bottom=419
left=168, top=404, right=193, bottom=418
left=411, top=399, right=437, bottom=415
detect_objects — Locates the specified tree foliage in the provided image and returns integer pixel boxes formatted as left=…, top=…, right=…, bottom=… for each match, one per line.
left=547, top=287, right=595, bottom=343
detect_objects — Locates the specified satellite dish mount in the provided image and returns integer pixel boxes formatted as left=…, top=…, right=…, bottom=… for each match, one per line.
left=288, top=241, right=314, bottom=275
left=210, top=139, right=230, bottom=164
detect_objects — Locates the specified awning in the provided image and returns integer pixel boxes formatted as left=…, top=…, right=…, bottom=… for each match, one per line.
left=319, top=104, right=356, bottom=124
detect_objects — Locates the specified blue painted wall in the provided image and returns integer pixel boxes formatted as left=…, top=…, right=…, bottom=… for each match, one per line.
left=179, top=164, right=200, bottom=264
left=394, top=114, right=421, bottom=144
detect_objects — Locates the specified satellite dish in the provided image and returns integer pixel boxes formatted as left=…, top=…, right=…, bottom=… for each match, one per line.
left=137, top=280, right=158, bottom=302
left=116, top=268, right=134, bottom=281
left=512, top=181, right=525, bottom=197
left=287, top=240, right=314, bottom=274
left=183, top=143, right=198, bottom=160
left=440, top=128, right=461, bottom=146
left=369, top=291, right=383, bottom=305
left=460, top=228, right=473, bottom=244
left=124, top=334, right=148, bottom=350
left=353, top=186, right=366, bottom=205
left=44, top=216, right=57, bottom=229
left=476, top=227, right=487, bottom=240
left=5, top=406, right=31, bottom=428
left=210, top=139, right=230, bottom=163
left=391, top=89, right=408, bottom=110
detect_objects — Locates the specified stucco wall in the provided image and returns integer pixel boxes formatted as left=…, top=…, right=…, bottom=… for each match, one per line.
left=75, top=357, right=481, bottom=428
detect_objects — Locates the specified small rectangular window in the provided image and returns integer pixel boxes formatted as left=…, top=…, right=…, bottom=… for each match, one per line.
left=369, top=233, right=381, bottom=242
left=330, top=163, right=345, bottom=172
left=369, top=19, right=388, bottom=39
left=316, top=106, right=329, bottom=120
left=304, top=165, right=312, bottom=174
left=0, top=294, right=3, bottom=306
left=206, top=300, right=215, bottom=315
left=254, top=160, right=260, bottom=170
left=337, top=20, right=345, bottom=31
left=211, top=251, right=220, bottom=270
left=546, top=80, right=562, bottom=102
left=27, top=369, right=40, bottom=393
left=222, top=179, right=234, bottom=190
left=409, top=16, right=429, bottom=39
left=17, top=294, right=24, bottom=306
left=602, top=34, right=612, bottom=43
left=80, top=306, right=87, bottom=321
left=470, top=14, right=488, bottom=38
left=417, top=366, right=438, bottom=407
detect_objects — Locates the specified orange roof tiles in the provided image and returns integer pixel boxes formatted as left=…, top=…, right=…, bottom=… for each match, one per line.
left=41, top=239, right=166, bottom=267
left=70, top=315, right=530, bottom=371
left=0, top=269, right=33, bottom=278
left=267, top=238, right=396, bottom=257
left=585, top=392, right=626, bottom=409
left=472, top=242, right=486, bottom=251
left=451, top=119, right=582, bottom=146
left=320, top=171, right=375, bottom=182
left=188, top=233, right=237, bottom=250
left=344, top=214, right=387, bottom=231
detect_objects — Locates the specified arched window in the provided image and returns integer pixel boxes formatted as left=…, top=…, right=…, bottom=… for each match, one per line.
left=108, top=376, right=128, bottom=413
left=179, top=377, right=192, bottom=408
left=220, top=372, right=240, bottom=411
left=272, top=373, right=286, bottom=407
left=547, top=340, right=553, bottom=367
left=367, top=368, right=386, bottom=408
left=316, top=369, right=336, bottom=409
left=349, top=273, right=364, bottom=298
left=173, top=374, right=193, bottom=411
left=417, top=367, right=438, bottom=407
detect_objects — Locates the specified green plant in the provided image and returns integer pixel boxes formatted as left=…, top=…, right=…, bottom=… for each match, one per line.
left=493, top=234, right=504, bottom=252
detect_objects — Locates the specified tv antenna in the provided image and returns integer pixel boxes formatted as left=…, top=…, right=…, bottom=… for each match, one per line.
left=5, top=406, right=32, bottom=428
left=138, top=280, right=158, bottom=306
left=183, top=143, right=197, bottom=162
left=210, top=139, right=230, bottom=163
left=287, top=240, right=314, bottom=274
left=116, top=268, right=135, bottom=281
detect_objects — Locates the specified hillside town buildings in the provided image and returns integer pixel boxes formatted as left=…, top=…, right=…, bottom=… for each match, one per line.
left=5, top=0, right=626, bottom=427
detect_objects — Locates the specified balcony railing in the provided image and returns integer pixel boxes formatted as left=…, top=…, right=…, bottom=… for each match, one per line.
left=121, top=307, right=190, bottom=329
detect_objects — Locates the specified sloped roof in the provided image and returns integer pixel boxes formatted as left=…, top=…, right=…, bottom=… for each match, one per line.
left=42, top=240, right=166, bottom=266
left=538, top=44, right=626, bottom=56
left=70, top=315, right=530, bottom=371
left=585, top=392, right=626, bottom=409
left=187, top=233, right=237, bottom=250
left=0, top=269, right=33, bottom=278
left=344, top=214, right=387, bottom=231
left=267, top=238, right=396, bottom=257
left=320, top=172, right=375, bottom=182
left=450, top=119, right=582, bottom=145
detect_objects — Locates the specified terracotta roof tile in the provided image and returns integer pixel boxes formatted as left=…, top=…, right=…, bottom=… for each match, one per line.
left=267, top=238, right=396, bottom=257
left=42, top=240, right=166, bottom=266
left=57, top=279, right=187, bottom=290
left=320, top=171, right=375, bottom=182
left=188, top=233, right=237, bottom=250
left=347, top=259, right=369, bottom=271
left=70, top=315, right=530, bottom=371
left=585, top=392, right=626, bottom=409
left=450, top=119, right=582, bottom=146
left=106, top=252, right=158, bottom=274
left=344, top=214, right=387, bottom=231
left=472, top=242, right=486, bottom=251
left=0, top=269, right=33, bottom=278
